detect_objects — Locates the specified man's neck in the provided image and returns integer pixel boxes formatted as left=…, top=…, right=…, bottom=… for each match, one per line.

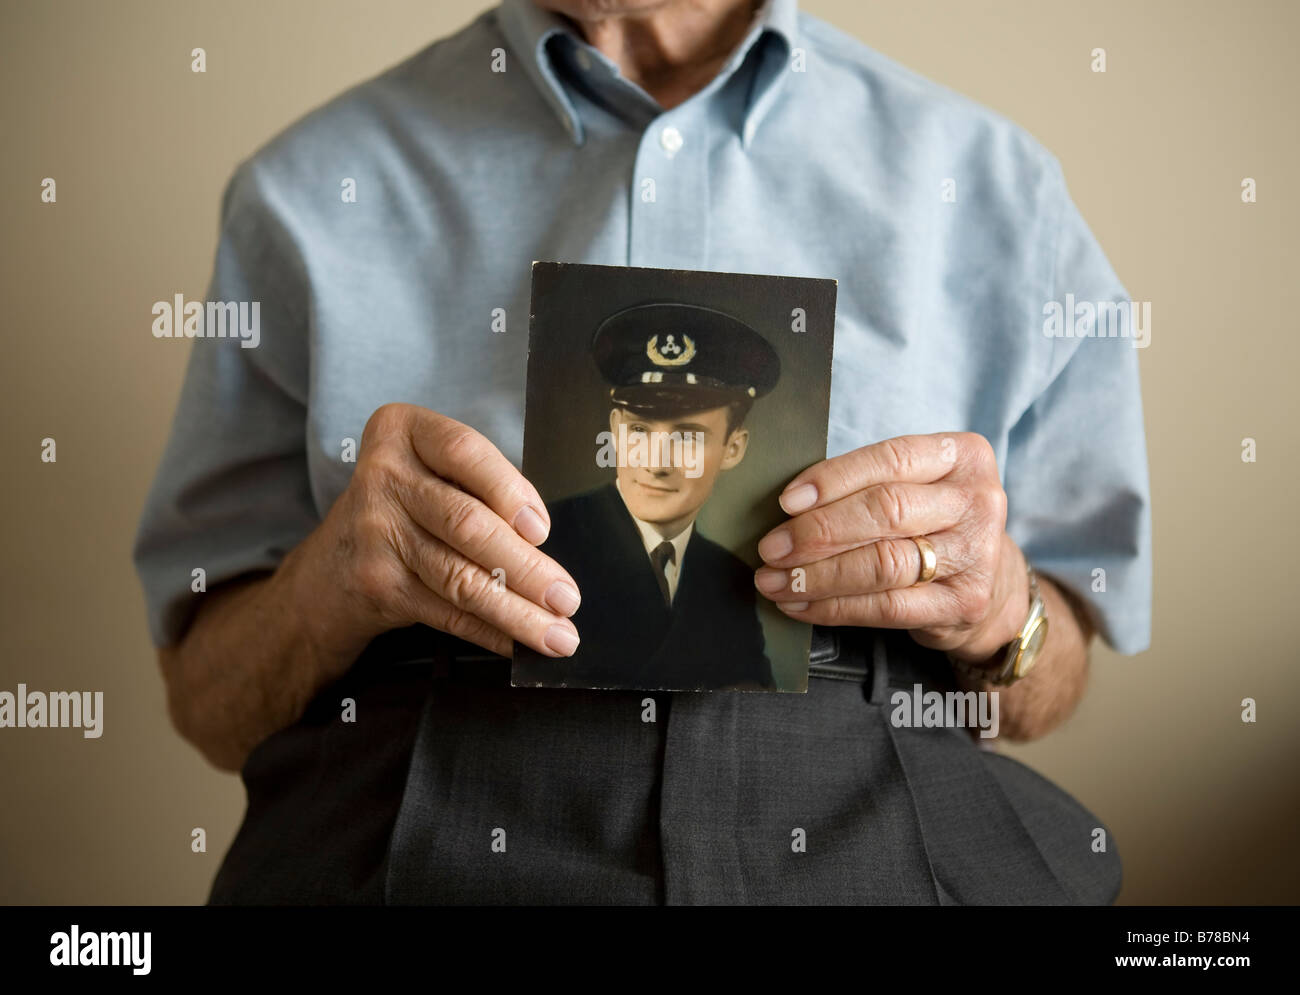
left=561, top=0, right=761, bottom=109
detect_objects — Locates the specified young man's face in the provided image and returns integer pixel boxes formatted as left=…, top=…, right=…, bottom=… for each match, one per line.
left=609, top=403, right=749, bottom=532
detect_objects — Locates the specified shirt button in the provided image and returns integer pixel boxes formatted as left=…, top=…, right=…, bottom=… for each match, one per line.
left=660, top=126, right=684, bottom=157
left=575, top=48, right=592, bottom=72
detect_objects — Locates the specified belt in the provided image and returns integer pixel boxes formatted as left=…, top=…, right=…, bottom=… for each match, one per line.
left=807, top=624, right=956, bottom=703
left=351, top=624, right=956, bottom=702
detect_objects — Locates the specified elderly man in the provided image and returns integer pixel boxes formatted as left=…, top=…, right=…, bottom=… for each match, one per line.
left=134, top=0, right=1150, bottom=904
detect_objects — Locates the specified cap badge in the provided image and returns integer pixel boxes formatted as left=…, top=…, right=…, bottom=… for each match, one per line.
left=646, top=334, right=696, bottom=368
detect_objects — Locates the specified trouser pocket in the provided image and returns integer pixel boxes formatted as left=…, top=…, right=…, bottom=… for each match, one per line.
left=208, top=658, right=432, bottom=905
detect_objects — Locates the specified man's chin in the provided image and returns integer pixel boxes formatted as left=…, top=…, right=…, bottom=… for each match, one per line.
left=630, top=504, right=686, bottom=524
left=627, top=495, right=690, bottom=525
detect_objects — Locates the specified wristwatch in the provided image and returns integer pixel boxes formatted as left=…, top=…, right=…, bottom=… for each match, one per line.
left=949, top=565, right=1048, bottom=686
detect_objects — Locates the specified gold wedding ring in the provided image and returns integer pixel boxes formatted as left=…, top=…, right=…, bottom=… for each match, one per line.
left=912, top=535, right=937, bottom=585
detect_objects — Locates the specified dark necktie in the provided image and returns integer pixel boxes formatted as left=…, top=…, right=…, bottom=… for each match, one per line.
left=650, top=540, right=676, bottom=608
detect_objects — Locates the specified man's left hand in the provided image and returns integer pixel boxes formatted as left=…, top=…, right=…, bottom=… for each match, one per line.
left=753, top=432, right=1029, bottom=665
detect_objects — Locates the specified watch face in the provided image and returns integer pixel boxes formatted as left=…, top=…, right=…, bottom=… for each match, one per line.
left=1016, top=617, right=1048, bottom=677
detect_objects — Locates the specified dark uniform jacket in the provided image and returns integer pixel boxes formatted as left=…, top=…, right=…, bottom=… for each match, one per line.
left=513, top=482, right=773, bottom=691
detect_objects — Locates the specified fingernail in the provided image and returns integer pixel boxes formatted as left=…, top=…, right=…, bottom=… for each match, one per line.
left=758, top=529, right=793, bottom=562
left=544, top=623, right=580, bottom=657
left=780, top=483, right=818, bottom=514
left=781, top=601, right=809, bottom=612
left=513, top=505, right=549, bottom=545
left=754, top=569, right=787, bottom=594
left=545, top=580, right=581, bottom=616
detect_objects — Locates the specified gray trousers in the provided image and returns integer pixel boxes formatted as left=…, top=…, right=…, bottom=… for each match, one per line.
left=209, top=626, right=1120, bottom=905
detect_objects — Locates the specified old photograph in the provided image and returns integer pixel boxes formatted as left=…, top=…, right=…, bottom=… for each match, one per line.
left=512, top=262, right=836, bottom=691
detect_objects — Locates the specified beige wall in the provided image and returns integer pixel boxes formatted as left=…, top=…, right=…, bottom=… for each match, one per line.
left=1, top=0, right=1295, bottom=904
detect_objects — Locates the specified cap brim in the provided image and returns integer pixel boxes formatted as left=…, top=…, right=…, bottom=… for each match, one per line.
left=611, top=384, right=747, bottom=414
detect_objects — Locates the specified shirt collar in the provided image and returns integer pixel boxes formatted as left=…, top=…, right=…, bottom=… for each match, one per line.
left=496, top=0, right=798, bottom=147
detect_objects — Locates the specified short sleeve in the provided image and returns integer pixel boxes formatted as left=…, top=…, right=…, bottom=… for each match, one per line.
left=1001, top=161, right=1152, bottom=655
left=131, top=160, right=320, bottom=647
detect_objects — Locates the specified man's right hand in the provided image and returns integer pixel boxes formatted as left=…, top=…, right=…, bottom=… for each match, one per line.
left=297, top=403, right=582, bottom=683
left=160, top=403, right=580, bottom=772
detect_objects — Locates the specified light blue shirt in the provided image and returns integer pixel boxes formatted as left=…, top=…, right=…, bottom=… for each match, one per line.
left=133, top=0, right=1151, bottom=655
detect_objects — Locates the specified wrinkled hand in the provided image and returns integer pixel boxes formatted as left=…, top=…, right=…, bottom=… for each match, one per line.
left=307, top=403, right=582, bottom=669
left=753, top=432, right=1028, bottom=663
